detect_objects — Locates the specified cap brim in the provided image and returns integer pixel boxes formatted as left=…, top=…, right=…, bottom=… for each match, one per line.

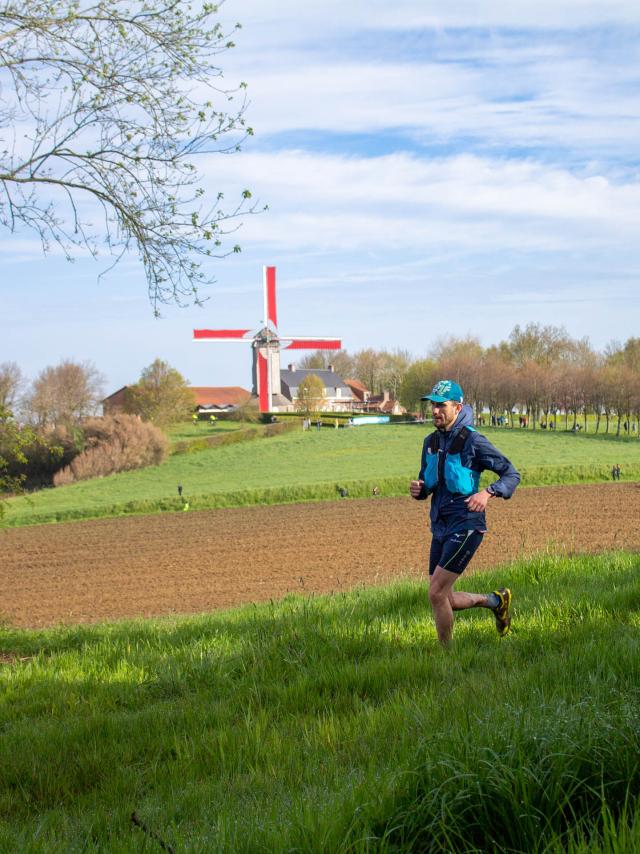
left=421, top=394, right=447, bottom=402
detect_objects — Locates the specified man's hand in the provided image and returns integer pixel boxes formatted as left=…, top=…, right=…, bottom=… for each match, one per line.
left=410, top=479, right=424, bottom=499
left=464, top=489, right=493, bottom=512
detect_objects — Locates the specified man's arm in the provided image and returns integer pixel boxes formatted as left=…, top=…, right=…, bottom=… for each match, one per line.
left=470, top=433, right=520, bottom=498
left=410, top=436, right=431, bottom=500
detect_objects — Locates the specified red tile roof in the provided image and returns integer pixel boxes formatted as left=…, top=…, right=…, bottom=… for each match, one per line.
left=344, top=378, right=369, bottom=393
left=189, top=386, right=252, bottom=407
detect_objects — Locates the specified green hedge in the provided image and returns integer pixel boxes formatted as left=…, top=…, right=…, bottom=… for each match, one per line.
left=517, top=462, right=640, bottom=485
left=171, top=419, right=298, bottom=455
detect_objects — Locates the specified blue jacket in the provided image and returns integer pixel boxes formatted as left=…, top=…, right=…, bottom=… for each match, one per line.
left=416, top=405, right=520, bottom=537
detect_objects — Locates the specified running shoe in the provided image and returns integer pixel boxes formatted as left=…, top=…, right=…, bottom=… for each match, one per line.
left=493, top=588, right=512, bottom=637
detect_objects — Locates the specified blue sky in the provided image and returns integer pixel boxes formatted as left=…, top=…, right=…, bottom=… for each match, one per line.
left=3, top=1, right=640, bottom=394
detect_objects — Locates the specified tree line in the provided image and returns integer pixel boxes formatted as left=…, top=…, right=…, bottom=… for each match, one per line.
left=301, top=324, right=640, bottom=434
left=0, top=357, right=194, bottom=507
left=0, top=357, right=196, bottom=429
left=4, top=325, right=640, bottom=437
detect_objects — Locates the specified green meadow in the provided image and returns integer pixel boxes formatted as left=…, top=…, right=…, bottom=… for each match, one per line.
left=165, top=420, right=247, bottom=444
left=5, top=424, right=640, bottom=527
left=1, top=553, right=638, bottom=852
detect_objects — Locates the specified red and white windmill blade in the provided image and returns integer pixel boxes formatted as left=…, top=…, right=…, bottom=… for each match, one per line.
left=193, top=266, right=341, bottom=412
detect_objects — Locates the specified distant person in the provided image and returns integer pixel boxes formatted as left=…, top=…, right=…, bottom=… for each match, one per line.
left=177, top=484, right=183, bottom=498
left=616, top=464, right=621, bottom=481
left=337, top=485, right=349, bottom=497
left=410, top=380, right=520, bottom=645
left=209, top=414, right=217, bottom=426
left=192, top=412, right=198, bottom=426
left=372, top=485, right=380, bottom=496
left=316, top=419, right=322, bottom=431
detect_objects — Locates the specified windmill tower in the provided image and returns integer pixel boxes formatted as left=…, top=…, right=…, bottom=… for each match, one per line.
left=194, top=267, right=342, bottom=412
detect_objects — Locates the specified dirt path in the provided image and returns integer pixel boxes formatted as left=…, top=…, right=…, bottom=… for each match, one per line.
left=1, top=482, right=639, bottom=628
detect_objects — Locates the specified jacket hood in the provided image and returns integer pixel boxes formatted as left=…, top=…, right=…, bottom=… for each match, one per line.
left=439, top=403, right=474, bottom=433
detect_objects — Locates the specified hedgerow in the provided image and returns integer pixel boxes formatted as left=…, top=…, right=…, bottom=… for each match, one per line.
left=53, top=415, right=168, bottom=486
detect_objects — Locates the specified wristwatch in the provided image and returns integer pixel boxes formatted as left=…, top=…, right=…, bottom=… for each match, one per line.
left=486, top=485, right=497, bottom=497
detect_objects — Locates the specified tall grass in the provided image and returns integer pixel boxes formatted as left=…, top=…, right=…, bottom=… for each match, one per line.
left=1, top=552, right=638, bottom=852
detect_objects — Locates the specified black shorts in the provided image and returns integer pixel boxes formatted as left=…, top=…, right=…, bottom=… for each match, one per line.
left=429, top=530, right=484, bottom=576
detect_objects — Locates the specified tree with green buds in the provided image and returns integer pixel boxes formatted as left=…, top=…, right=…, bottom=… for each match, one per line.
left=0, top=0, right=263, bottom=312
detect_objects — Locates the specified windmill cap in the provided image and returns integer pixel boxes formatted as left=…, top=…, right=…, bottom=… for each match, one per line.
left=422, top=380, right=464, bottom=403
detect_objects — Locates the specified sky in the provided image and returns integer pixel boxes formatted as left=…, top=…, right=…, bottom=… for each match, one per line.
left=2, top=0, right=640, bottom=395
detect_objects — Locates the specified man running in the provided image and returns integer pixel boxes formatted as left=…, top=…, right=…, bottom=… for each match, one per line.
left=410, top=380, right=520, bottom=645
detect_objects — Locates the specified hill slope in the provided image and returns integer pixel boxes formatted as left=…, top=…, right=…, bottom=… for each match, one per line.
left=5, top=424, right=640, bottom=527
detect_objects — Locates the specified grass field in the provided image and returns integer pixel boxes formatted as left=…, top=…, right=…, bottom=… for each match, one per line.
left=165, top=420, right=246, bottom=444
left=1, top=552, right=638, bottom=852
left=5, top=423, right=640, bottom=527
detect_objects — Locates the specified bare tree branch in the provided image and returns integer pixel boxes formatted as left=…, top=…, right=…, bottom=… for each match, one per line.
left=0, top=0, right=263, bottom=310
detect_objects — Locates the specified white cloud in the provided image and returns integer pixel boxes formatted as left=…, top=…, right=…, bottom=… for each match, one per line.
left=220, top=36, right=640, bottom=164
left=225, top=1, right=640, bottom=43
left=204, top=149, right=640, bottom=254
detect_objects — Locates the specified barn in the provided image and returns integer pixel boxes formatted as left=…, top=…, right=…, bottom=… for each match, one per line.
left=190, top=386, right=253, bottom=414
left=102, top=386, right=253, bottom=416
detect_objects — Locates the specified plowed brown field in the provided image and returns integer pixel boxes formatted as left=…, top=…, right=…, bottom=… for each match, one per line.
left=2, top=483, right=639, bottom=628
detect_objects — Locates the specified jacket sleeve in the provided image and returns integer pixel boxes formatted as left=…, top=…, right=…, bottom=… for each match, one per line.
left=470, top=433, right=520, bottom=499
left=414, top=435, right=431, bottom=500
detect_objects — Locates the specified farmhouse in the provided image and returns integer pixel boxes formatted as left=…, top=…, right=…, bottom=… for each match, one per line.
left=365, top=391, right=406, bottom=416
left=343, top=380, right=405, bottom=415
left=344, top=378, right=370, bottom=406
left=279, top=364, right=355, bottom=412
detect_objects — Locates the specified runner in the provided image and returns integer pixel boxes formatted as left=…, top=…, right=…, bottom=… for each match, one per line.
left=410, top=380, right=520, bottom=645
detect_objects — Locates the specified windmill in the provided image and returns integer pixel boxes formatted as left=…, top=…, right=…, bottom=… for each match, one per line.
left=193, top=266, right=342, bottom=413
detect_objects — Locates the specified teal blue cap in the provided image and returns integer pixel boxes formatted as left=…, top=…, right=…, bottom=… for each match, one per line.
left=422, top=380, right=464, bottom=403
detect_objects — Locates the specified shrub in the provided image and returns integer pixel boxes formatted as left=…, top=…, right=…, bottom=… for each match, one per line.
left=53, top=415, right=168, bottom=485
left=1, top=422, right=80, bottom=490
left=171, top=420, right=298, bottom=455
left=225, top=400, right=261, bottom=422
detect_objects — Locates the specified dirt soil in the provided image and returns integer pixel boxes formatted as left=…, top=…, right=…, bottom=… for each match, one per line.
left=2, top=482, right=639, bottom=629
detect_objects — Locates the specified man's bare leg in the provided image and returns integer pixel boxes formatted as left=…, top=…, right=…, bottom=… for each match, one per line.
left=428, top=566, right=493, bottom=645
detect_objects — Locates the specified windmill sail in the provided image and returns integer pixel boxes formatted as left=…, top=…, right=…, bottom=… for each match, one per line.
left=284, top=339, right=342, bottom=350
left=193, top=266, right=341, bottom=413
left=193, top=329, right=251, bottom=340
left=264, top=266, right=278, bottom=328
